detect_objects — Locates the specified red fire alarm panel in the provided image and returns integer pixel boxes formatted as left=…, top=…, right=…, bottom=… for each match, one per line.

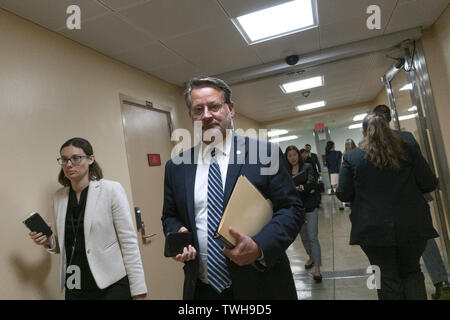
left=147, top=154, right=161, bottom=166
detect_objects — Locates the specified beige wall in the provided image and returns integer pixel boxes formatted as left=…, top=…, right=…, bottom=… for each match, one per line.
left=0, top=9, right=193, bottom=299
left=0, top=8, right=265, bottom=299
left=422, top=4, right=450, bottom=170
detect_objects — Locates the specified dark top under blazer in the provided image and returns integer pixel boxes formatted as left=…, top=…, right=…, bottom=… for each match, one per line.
left=292, top=163, right=318, bottom=212
left=336, top=143, right=438, bottom=246
left=161, top=135, right=305, bottom=300
left=325, top=150, right=342, bottom=173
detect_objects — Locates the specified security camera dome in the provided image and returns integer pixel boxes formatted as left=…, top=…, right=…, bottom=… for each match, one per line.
left=285, top=55, right=299, bottom=66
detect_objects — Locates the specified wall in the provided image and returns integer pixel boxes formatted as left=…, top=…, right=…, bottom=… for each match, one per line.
left=0, top=8, right=195, bottom=299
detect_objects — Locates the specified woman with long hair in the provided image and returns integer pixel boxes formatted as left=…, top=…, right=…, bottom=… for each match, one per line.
left=336, top=114, right=438, bottom=299
left=344, top=139, right=357, bottom=154
left=29, top=137, right=147, bottom=300
left=285, top=146, right=322, bottom=282
left=325, top=141, right=344, bottom=210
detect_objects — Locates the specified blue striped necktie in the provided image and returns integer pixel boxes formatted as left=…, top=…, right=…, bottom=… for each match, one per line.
left=207, top=148, right=231, bottom=293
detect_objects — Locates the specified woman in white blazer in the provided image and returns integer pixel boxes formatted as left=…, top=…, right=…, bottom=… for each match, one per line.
left=30, top=137, right=147, bottom=300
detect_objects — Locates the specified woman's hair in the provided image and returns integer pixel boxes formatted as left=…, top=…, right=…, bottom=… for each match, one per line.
left=284, top=145, right=304, bottom=171
left=58, top=137, right=103, bottom=187
left=359, top=113, right=406, bottom=170
left=325, top=141, right=335, bottom=156
left=344, top=139, right=357, bottom=153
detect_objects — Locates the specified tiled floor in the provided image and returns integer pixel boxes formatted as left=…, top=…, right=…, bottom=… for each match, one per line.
left=287, top=193, right=446, bottom=300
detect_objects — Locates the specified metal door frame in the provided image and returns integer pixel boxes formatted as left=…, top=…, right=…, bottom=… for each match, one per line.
left=382, top=40, right=450, bottom=268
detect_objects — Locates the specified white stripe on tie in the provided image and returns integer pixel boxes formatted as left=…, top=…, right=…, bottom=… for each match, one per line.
left=207, top=148, right=230, bottom=293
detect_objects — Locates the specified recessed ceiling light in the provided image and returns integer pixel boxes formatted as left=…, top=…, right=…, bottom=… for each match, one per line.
left=281, top=76, right=323, bottom=94
left=348, top=123, right=363, bottom=129
left=399, top=83, right=413, bottom=91
left=268, top=129, right=289, bottom=137
left=269, top=135, right=298, bottom=143
left=353, top=113, right=368, bottom=121
left=296, top=101, right=326, bottom=111
left=232, top=0, right=318, bottom=44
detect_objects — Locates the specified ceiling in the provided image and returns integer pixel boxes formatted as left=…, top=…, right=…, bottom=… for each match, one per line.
left=1, top=0, right=448, bottom=123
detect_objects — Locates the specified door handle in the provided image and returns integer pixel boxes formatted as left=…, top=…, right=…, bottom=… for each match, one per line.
left=134, top=207, right=156, bottom=244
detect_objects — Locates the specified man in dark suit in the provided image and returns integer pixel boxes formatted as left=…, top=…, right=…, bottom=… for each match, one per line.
left=162, top=77, right=304, bottom=300
left=373, top=104, right=450, bottom=299
left=304, top=144, right=321, bottom=177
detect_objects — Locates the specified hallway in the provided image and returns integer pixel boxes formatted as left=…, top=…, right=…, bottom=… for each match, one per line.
left=287, top=193, right=443, bottom=300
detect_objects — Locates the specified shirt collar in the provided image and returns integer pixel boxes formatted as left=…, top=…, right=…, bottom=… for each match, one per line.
left=201, top=131, right=233, bottom=160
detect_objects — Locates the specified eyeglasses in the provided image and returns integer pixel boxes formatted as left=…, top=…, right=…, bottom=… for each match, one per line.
left=191, top=102, right=225, bottom=117
left=57, top=155, right=90, bottom=166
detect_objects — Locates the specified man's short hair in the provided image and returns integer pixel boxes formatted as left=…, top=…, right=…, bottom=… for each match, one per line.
left=184, top=77, right=232, bottom=109
left=305, top=144, right=311, bottom=148
left=373, top=104, right=392, bottom=123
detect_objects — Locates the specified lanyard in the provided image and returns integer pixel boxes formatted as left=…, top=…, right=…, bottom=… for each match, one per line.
left=67, top=191, right=87, bottom=267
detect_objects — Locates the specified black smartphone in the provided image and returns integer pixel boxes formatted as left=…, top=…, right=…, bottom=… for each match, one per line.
left=164, top=232, right=193, bottom=257
left=23, top=212, right=53, bottom=237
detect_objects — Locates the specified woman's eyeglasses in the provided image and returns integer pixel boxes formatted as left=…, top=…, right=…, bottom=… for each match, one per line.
left=57, top=155, right=90, bottom=166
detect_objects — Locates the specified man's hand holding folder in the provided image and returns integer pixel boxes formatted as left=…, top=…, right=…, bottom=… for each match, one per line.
left=223, top=227, right=262, bottom=266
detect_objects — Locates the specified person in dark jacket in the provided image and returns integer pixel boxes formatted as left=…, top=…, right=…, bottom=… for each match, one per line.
left=325, top=141, right=344, bottom=210
left=286, top=146, right=322, bottom=282
left=373, top=104, right=450, bottom=300
left=336, top=113, right=439, bottom=300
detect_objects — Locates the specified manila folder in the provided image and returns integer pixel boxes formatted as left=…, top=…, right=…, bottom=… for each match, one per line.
left=214, top=175, right=273, bottom=249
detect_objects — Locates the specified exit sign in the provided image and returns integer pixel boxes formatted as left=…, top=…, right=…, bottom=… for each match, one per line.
left=315, top=123, right=324, bottom=131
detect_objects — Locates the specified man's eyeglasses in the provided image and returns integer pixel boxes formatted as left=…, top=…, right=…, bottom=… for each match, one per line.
left=57, top=155, right=90, bottom=166
left=191, top=102, right=225, bottom=117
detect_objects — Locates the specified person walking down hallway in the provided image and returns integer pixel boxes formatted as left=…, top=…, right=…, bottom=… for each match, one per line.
left=161, top=77, right=304, bottom=300
left=29, top=137, right=147, bottom=300
left=286, top=146, right=322, bottom=283
left=336, top=114, right=439, bottom=300
left=325, top=141, right=344, bottom=210
left=373, top=104, right=450, bottom=300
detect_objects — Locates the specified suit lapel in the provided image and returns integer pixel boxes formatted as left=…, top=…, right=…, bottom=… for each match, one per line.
left=84, top=179, right=100, bottom=243
left=57, top=187, right=70, bottom=251
left=185, top=147, right=198, bottom=231
left=223, top=134, right=246, bottom=207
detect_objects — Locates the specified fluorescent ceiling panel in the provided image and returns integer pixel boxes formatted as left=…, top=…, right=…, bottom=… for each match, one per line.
left=408, top=106, right=417, bottom=112
left=233, top=0, right=317, bottom=44
left=348, top=123, right=363, bottom=130
left=296, top=100, right=326, bottom=111
left=268, top=129, right=289, bottom=137
left=281, top=76, right=323, bottom=94
left=269, top=135, right=298, bottom=143
left=399, top=113, right=418, bottom=121
left=353, top=113, right=368, bottom=121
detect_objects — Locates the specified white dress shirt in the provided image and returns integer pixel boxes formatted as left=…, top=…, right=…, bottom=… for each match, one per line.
left=194, top=134, right=232, bottom=284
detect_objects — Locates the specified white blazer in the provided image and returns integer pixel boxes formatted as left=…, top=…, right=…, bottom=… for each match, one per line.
left=47, top=179, right=147, bottom=297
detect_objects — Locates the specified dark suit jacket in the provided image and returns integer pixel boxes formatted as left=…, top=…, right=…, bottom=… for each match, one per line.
left=395, top=130, right=420, bottom=153
left=161, top=135, right=305, bottom=299
left=307, top=152, right=321, bottom=174
left=325, top=150, right=342, bottom=173
left=292, top=163, right=318, bottom=212
left=336, top=143, right=439, bottom=246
